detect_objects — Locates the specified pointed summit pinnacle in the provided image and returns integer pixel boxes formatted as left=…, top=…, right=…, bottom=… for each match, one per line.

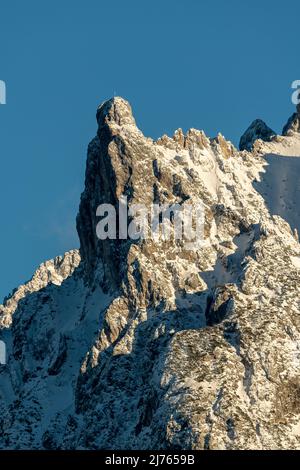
left=239, top=119, right=275, bottom=151
left=96, top=97, right=136, bottom=128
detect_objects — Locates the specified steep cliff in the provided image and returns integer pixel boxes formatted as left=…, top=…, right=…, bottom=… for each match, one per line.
left=1, top=98, right=300, bottom=449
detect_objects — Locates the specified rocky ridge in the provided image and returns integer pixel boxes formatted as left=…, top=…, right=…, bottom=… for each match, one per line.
left=1, top=98, right=300, bottom=449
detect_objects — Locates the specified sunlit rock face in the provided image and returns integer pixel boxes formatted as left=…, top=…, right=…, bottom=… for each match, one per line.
left=2, top=98, right=300, bottom=450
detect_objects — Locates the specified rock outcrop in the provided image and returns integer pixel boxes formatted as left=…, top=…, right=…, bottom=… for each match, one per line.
left=283, top=103, right=300, bottom=135
left=239, top=119, right=275, bottom=151
left=0, top=250, right=80, bottom=328
left=2, top=97, right=300, bottom=449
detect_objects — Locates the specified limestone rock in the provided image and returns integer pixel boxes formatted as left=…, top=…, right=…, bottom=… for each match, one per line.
left=1, top=98, right=300, bottom=450
left=239, top=119, right=275, bottom=151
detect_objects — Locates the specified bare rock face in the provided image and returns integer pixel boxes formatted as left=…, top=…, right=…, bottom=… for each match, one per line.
left=239, top=119, right=275, bottom=151
left=283, top=103, right=300, bottom=135
left=2, top=98, right=300, bottom=449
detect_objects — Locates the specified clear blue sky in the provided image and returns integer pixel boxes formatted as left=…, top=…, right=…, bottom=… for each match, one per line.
left=0, top=0, right=299, bottom=301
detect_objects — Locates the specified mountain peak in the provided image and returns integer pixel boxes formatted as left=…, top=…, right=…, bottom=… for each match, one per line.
left=239, top=119, right=275, bottom=151
left=3, top=98, right=300, bottom=450
left=96, top=96, right=136, bottom=128
left=283, top=101, right=300, bottom=135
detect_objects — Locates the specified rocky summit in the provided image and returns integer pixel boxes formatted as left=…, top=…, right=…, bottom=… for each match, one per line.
left=1, top=97, right=300, bottom=450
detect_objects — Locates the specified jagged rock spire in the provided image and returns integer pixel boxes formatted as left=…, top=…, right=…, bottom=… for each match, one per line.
left=3, top=96, right=300, bottom=450
left=239, top=119, right=275, bottom=151
left=77, top=97, right=145, bottom=289
left=96, top=97, right=136, bottom=128
left=282, top=100, right=300, bottom=135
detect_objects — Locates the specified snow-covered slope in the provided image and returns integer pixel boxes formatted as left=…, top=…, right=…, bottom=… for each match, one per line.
left=254, top=134, right=300, bottom=237
left=1, top=97, right=300, bottom=449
